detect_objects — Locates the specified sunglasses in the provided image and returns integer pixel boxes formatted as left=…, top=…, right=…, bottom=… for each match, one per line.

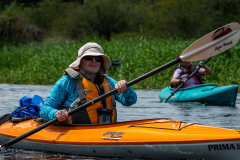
left=83, top=56, right=103, bottom=62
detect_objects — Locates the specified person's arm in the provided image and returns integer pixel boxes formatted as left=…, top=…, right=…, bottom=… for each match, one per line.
left=198, top=61, right=212, bottom=76
left=171, top=77, right=188, bottom=85
left=171, top=77, right=181, bottom=86
left=199, top=65, right=212, bottom=75
left=39, top=84, right=67, bottom=121
left=106, top=76, right=137, bottom=106
left=170, top=69, right=188, bottom=85
left=39, top=76, right=76, bottom=121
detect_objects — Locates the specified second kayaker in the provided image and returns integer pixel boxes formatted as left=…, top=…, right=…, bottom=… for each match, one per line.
left=170, top=60, right=212, bottom=88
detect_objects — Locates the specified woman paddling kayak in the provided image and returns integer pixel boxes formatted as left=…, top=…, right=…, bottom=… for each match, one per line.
left=39, top=42, right=137, bottom=124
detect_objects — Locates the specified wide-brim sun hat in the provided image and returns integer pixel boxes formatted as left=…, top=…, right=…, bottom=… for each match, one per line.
left=69, top=42, right=111, bottom=74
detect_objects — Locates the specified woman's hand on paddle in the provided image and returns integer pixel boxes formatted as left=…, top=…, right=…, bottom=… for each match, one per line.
left=180, top=77, right=188, bottom=84
left=115, top=80, right=128, bottom=95
left=55, top=109, right=69, bottom=122
left=199, top=61, right=206, bottom=68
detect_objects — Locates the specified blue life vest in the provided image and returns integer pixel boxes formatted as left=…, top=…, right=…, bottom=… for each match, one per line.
left=11, top=95, right=44, bottom=118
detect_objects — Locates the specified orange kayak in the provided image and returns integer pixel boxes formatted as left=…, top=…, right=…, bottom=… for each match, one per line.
left=0, top=118, right=240, bottom=159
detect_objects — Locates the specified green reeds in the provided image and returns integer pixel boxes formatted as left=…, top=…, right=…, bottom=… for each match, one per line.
left=0, top=37, right=239, bottom=89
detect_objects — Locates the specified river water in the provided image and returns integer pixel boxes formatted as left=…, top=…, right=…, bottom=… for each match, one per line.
left=0, top=84, right=240, bottom=160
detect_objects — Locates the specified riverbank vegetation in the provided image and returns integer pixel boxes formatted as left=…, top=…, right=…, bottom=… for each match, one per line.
left=1, top=0, right=240, bottom=44
left=1, top=37, right=239, bottom=89
left=1, top=0, right=240, bottom=89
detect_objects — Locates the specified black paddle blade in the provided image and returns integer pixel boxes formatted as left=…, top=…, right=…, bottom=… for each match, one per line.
left=0, top=144, right=7, bottom=151
left=0, top=114, right=11, bottom=126
left=111, top=60, right=122, bottom=67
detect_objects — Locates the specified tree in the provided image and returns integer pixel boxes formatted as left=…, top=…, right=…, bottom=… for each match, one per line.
left=83, top=0, right=132, bottom=41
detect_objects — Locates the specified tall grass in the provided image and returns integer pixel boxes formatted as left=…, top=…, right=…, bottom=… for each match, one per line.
left=0, top=37, right=240, bottom=89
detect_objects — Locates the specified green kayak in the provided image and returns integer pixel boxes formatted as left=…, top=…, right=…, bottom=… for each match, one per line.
left=159, top=83, right=238, bottom=106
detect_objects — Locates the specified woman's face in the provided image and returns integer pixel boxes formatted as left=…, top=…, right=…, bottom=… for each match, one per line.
left=80, top=56, right=102, bottom=75
left=180, top=61, right=191, bottom=67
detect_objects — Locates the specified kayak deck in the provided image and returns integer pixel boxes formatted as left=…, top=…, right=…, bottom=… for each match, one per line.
left=0, top=118, right=240, bottom=145
left=1, top=118, right=240, bottom=159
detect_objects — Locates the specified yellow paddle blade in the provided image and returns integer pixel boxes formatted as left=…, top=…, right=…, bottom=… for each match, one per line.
left=180, top=22, right=240, bottom=61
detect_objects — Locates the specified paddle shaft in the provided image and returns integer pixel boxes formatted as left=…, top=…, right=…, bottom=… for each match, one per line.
left=1, top=58, right=181, bottom=149
left=164, top=57, right=212, bottom=102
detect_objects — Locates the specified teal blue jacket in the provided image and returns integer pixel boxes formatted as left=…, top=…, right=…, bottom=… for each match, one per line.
left=39, top=75, right=137, bottom=121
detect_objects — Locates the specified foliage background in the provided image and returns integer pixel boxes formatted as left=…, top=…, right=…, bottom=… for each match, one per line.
left=1, top=0, right=240, bottom=43
left=0, top=0, right=240, bottom=89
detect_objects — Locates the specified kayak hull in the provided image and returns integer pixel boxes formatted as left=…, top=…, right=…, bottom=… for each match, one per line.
left=159, top=83, right=238, bottom=106
left=1, top=136, right=240, bottom=159
left=1, top=118, right=240, bottom=159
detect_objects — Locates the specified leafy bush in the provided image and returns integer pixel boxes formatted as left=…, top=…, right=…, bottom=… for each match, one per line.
left=1, top=37, right=239, bottom=89
left=0, top=1, right=44, bottom=45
